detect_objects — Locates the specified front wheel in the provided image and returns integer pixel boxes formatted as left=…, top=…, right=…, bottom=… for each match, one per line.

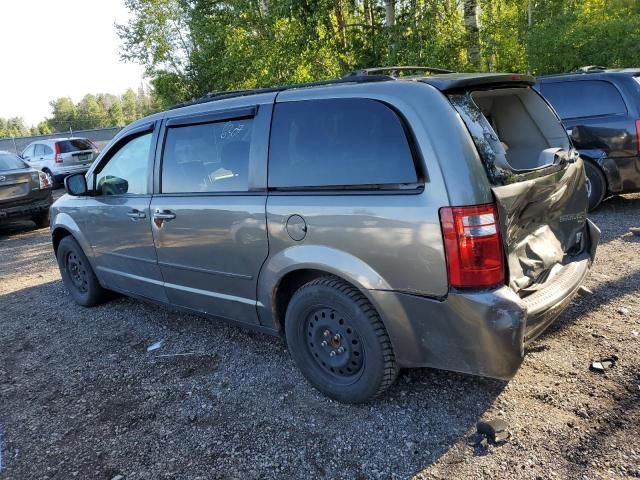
left=285, top=276, right=398, bottom=403
left=56, top=236, right=108, bottom=307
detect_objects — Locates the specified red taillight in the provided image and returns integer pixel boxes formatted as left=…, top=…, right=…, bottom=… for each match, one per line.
left=439, top=203, right=505, bottom=289
left=635, top=120, right=640, bottom=154
left=54, top=143, right=63, bottom=163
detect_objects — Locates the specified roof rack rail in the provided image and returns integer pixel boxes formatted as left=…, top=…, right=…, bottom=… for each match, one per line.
left=169, top=74, right=394, bottom=110
left=343, top=66, right=454, bottom=77
left=574, top=65, right=607, bottom=73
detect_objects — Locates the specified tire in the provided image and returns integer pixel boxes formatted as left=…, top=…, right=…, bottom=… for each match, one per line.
left=56, top=236, right=108, bottom=307
left=32, top=209, right=50, bottom=229
left=285, top=276, right=398, bottom=403
left=584, top=161, right=606, bottom=211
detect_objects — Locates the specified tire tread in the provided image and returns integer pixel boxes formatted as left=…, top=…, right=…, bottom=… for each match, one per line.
left=293, top=275, right=399, bottom=400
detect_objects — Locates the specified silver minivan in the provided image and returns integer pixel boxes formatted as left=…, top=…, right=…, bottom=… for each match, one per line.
left=51, top=68, right=599, bottom=403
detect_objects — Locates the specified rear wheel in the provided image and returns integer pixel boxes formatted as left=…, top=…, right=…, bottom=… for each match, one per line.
left=584, top=161, right=606, bottom=211
left=285, top=276, right=398, bottom=403
left=56, top=236, right=108, bottom=307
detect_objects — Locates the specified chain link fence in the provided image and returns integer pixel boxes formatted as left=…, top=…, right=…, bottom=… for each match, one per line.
left=0, top=127, right=122, bottom=154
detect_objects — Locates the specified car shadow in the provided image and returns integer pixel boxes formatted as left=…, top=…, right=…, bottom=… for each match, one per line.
left=0, top=278, right=504, bottom=479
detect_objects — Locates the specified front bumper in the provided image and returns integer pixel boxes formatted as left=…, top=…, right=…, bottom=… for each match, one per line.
left=370, top=219, right=600, bottom=380
left=0, top=191, right=53, bottom=223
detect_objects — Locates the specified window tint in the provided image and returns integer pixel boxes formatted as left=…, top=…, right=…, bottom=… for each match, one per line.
left=0, top=153, right=27, bottom=170
left=162, top=118, right=253, bottom=193
left=268, top=99, right=417, bottom=188
left=34, top=144, right=45, bottom=156
left=22, top=145, right=34, bottom=158
left=541, top=80, right=627, bottom=119
left=96, top=133, right=152, bottom=195
left=43, top=145, right=54, bottom=155
left=57, top=139, right=94, bottom=153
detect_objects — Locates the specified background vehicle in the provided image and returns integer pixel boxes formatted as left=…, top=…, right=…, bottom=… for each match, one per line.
left=0, top=151, right=53, bottom=227
left=21, top=137, right=99, bottom=186
left=536, top=67, right=640, bottom=210
left=51, top=67, right=598, bottom=403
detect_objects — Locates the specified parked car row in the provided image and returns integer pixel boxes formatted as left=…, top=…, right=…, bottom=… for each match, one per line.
left=51, top=67, right=600, bottom=403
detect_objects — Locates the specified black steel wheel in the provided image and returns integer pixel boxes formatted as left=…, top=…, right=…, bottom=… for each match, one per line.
left=305, top=307, right=365, bottom=382
left=285, top=276, right=398, bottom=403
left=56, top=236, right=108, bottom=307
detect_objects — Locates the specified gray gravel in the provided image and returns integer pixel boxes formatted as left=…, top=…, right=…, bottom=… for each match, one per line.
left=0, top=192, right=639, bottom=479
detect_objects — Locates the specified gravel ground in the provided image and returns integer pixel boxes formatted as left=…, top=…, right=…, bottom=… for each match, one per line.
left=0, top=191, right=638, bottom=480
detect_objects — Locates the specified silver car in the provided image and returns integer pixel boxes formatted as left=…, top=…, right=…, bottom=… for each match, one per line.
left=50, top=68, right=599, bottom=403
left=21, top=137, right=98, bottom=185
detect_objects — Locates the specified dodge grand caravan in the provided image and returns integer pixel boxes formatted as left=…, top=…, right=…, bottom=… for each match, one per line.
left=51, top=67, right=599, bottom=403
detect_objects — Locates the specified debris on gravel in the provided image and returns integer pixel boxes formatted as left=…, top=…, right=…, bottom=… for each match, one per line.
left=1, top=193, right=639, bottom=479
left=476, top=419, right=509, bottom=444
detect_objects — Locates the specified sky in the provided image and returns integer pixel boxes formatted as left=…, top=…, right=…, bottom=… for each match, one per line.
left=0, top=0, right=145, bottom=126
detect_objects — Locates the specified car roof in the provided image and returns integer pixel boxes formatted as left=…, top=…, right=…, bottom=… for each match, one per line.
left=167, top=71, right=535, bottom=110
left=538, top=68, right=640, bottom=83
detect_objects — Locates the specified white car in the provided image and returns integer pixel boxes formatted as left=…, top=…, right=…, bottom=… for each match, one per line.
left=21, top=138, right=99, bottom=185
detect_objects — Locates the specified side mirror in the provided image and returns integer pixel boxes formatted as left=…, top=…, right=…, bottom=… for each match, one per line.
left=65, top=173, right=88, bottom=196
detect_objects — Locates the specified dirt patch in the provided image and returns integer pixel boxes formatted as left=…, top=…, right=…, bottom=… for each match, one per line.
left=0, top=194, right=638, bottom=479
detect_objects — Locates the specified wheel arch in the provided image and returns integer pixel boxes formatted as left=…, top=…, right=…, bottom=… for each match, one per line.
left=257, top=245, right=393, bottom=335
left=51, top=213, right=96, bottom=269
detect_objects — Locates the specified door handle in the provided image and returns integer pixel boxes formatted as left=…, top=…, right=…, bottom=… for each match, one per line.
left=153, top=209, right=176, bottom=221
left=127, top=209, right=147, bottom=220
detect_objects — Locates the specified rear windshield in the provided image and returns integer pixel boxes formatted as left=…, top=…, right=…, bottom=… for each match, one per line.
left=56, top=139, right=94, bottom=153
left=449, top=87, right=571, bottom=184
left=0, top=153, right=27, bottom=171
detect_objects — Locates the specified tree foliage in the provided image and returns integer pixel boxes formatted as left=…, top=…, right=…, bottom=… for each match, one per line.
left=117, top=0, right=640, bottom=107
left=46, top=87, right=157, bottom=133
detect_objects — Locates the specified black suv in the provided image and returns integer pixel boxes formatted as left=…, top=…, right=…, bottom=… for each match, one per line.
left=536, top=67, right=640, bottom=210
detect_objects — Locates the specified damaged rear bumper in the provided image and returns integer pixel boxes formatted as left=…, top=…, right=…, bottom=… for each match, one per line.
left=370, top=219, right=600, bottom=380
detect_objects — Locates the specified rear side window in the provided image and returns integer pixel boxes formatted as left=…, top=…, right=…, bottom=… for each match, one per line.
left=57, top=139, right=94, bottom=153
left=34, top=144, right=45, bottom=156
left=161, top=118, right=253, bottom=193
left=541, top=80, right=627, bottom=119
left=44, top=145, right=54, bottom=155
left=268, top=98, right=418, bottom=188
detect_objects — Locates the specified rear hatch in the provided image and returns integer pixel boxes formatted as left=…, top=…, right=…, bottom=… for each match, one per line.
left=443, top=80, right=596, bottom=296
left=56, top=139, right=98, bottom=168
left=0, top=154, right=37, bottom=203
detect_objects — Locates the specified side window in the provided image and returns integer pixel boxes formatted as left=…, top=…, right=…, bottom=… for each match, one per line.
left=542, top=80, right=627, bottom=119
left=268, top=98, right=418, bottom=188
left=269, top=99, right=418, bottom=188
left=161, top=118, right=253, bottom=193
left=95, top=133, right=152, bottom=195
left=22, top=145, right=34, bottom=158
left=43, top=145, right=54, bottom=155
left=34, top=144, right=45, bottom=156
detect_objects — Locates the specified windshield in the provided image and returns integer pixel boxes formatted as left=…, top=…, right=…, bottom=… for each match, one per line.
left=0, top=153, right=28, bottom=171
